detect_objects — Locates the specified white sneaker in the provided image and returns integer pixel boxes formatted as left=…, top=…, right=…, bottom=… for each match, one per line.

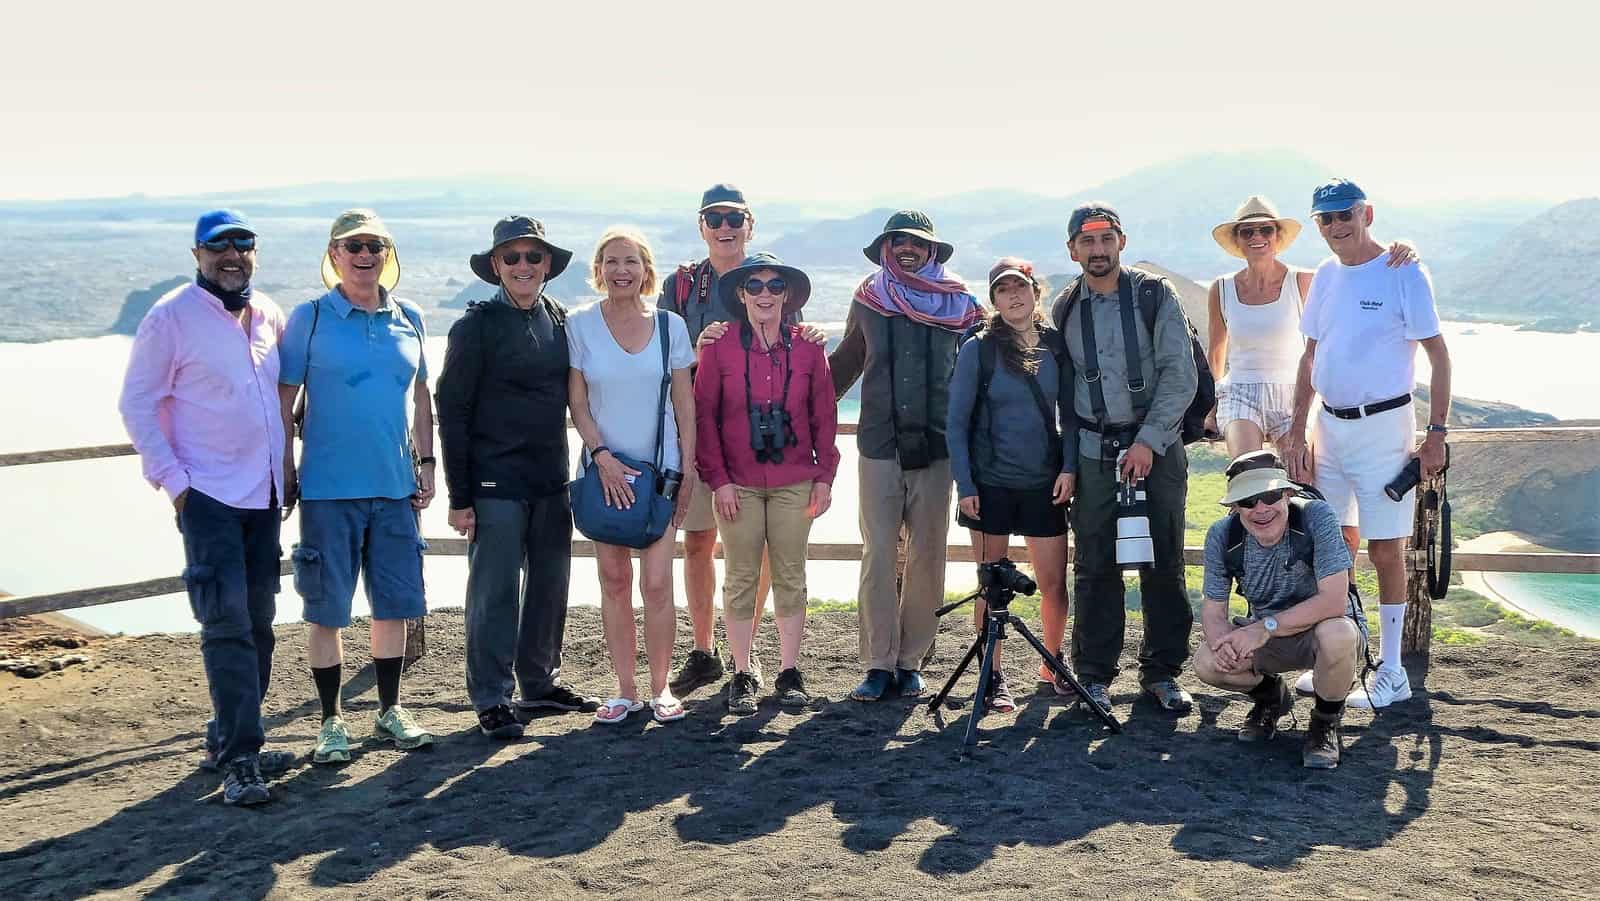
left=1347, top=665, right=1413, bottom=709
left=1294, top=670, right=1316, bottom=696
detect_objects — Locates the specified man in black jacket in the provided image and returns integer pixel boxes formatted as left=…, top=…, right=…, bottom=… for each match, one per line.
left=437, top=216, right=598, bottom=738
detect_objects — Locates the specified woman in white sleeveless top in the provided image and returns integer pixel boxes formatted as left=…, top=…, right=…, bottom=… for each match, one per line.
left=1205, top=196, right=1416, bottom=458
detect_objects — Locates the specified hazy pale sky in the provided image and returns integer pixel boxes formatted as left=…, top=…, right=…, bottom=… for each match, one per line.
left=2, top=1, right=1596, bottom=205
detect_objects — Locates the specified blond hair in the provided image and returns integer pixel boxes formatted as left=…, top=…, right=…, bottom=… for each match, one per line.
left=589, top=226, right=659, bottom=297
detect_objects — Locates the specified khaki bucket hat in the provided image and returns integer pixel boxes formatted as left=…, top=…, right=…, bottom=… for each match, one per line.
left=321, top=208, right=401, bottom=291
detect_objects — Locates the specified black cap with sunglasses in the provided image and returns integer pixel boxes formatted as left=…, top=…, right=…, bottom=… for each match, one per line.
left=469, top=215, right=573, bottom=285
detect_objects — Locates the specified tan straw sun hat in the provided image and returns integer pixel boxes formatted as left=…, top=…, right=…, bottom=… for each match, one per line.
left=1211, top=195, right=1302, bottom=259
left=321, top=208, right=401, bottom=291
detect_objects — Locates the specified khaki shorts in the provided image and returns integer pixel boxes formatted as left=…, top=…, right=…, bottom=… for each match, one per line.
left=1251, top=621, right=1366, bottom=675
left=681, top=469, right=716, bottom=534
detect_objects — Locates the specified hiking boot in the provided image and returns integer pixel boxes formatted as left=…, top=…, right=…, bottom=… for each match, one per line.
left=478, top=704, right=525, bottom=740
left=895, top=668, right=926, bottom=698
left=312, top=716, right=352, bottom=765
left=773, top=667, right=810, bottom=709
left=1239, top=675, right=1294, bottom=743
left=850, top=669, right=896, bottom=702
left=669, top=646, right=727, bottom=695
left=222, top=755, right=270, bottom=807
left=374, top=705, right=434, bottom=750
left=983, top=671, right=1017, bottom=714
left=203, top=748, right=297, bottom=776
left=1078, top=682, right=1113, bottom=715
left=1303, top=708, right=1343, bottom=769
left=1347, top=664, right=1412, bottom=709
left=1143, top=679, right=1194, bottom=713
left=517, top=684, right=600, bottom=714
left=727, top=671, right=761, bottom=716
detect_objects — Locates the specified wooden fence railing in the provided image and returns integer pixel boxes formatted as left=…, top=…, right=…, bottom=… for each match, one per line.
left=4, top=427, right=1597, bottom=657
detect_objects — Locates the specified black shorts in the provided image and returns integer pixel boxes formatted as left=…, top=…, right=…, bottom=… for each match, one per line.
left=956, top=482, right=1067, bottom=538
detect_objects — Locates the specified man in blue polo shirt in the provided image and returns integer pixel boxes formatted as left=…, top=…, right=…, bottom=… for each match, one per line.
left=279, top=208, right=437, bottom=764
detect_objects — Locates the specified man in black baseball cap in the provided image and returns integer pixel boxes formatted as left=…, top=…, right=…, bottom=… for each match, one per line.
left=438, top=215, right=599, bottom=738
left=1051, top=201, right=1200, bottom=716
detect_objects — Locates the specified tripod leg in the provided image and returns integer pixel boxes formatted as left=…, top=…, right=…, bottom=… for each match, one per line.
left=961, top=617, right=1003, bottom=752
left=927, top=635, right=984, bottom=714
left=1008, top=617, right=1122, bottom=733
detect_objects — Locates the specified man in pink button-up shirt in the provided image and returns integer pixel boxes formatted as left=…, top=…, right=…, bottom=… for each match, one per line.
left=117, top=209, right=292, bottom=807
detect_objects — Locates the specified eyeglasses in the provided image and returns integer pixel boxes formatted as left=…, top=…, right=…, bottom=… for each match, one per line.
left=1236, top=224, right=1278, bottom=239
left=742, top=277, right=788, bottom=297
left=198, top=236, right=256, bottom=253
left=890, top=234, right=929, bottom=249
left=1235, top=489, right=1288, bottom=509
left=340, top=239, right=388, bottom=255
left=499, top=250, right=544, bottom=266
left=702, top=210, right=747, bottom=229
left=1313, top=209, right=1358, bottom=227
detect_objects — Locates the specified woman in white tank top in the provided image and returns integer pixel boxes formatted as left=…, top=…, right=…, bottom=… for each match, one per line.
left=1206, top=196, right=1416, bottom=458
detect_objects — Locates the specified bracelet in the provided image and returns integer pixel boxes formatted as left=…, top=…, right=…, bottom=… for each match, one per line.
left=590, top=445, right=611, bottom=459
left=417, top=455, right=437, bottom=465
left=1426, top=424, right=1449, bottom=435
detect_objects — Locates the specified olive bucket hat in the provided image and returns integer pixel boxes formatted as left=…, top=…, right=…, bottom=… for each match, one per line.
left=468, top=215, right=573, bottom=285
left=321, top=208, right=401, bottom=291
left=717, top=251, right=811, bottom=320
left=862, top=209, right=955, bottom=265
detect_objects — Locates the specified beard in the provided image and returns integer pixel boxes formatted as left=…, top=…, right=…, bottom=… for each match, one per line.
left=1084, top=256, right=1115, bottom=277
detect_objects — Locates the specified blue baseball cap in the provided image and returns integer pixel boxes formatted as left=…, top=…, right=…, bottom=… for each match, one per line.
left=1309, top=179, right=1367, bottom=215
left=194, top=209, right=256, bottom=244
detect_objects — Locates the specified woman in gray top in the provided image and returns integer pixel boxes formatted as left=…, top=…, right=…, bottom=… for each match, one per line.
left=946, top=258, right=1074, bottom=713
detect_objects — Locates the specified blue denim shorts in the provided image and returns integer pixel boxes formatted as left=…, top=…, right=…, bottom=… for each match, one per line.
left=293, top=498, right=426, bottom=628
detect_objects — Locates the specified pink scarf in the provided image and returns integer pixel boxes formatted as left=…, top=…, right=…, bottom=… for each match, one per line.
left=852, top=246, right=982, bottom=333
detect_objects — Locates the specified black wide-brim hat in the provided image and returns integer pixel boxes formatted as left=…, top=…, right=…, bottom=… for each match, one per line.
left=469, top=215, right=573, bottom=285
left=862, top=208, right=954, bottom=265
left=717, top=252, right=811, bottom=320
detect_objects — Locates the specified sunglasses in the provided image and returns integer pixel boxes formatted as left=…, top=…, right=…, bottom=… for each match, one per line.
left=702, top=210, right=747, bottom=229
left=1313, top=209, right=1358, bottom=227
left=1236, top=224, right=1278, bottom=239
left=742, top=277, right=788, bottom=297
left=890, top=234, right=929, bottom=249
left=1235, top=489, right=1288, bottom=509
left=499, top=250, right=544, bottom=266
left=198, top=236, right=256, bottom=253
left=340, top=239, right=388, bottom=255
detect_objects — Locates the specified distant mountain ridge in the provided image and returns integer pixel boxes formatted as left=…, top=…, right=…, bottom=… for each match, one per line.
left=1433, top=197, right=1600, bottom=330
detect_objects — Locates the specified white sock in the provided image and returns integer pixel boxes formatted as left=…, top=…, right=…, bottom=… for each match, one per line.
left=1379, top=603, right=1407, bottom=670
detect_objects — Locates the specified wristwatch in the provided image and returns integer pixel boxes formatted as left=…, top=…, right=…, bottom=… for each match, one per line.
left=1262, top=616, right=1280, bottom=635
left=1426, top=424, right=1449, bottom=435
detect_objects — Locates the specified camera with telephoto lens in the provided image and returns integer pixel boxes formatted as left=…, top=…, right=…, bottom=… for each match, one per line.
left=1115, top=452, right=1155, bottom=571
left=749, top=402, right=798, bottom=464
left=1384, top=457, right=1422, bottom=502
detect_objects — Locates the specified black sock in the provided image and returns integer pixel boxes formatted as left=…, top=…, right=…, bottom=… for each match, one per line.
left=312, top=664, right=342, bottom=720
left=1314, top=695, right=1345, bottom=717
left=375, top=656, right=404, bottom=713
left=1248, top=673, right=1282, bottom=701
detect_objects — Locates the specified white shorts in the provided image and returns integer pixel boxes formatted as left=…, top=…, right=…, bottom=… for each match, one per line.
left=1215, top=381, right=1296, bottom=441
left=1311, top=402, right=1417, bottom=540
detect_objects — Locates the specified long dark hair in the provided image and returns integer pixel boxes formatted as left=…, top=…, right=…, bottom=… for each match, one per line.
left=987, top=276, right=1049, bottom=375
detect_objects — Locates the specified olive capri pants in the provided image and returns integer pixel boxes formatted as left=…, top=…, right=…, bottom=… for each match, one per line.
left=714, top=482, right=814, bottom=619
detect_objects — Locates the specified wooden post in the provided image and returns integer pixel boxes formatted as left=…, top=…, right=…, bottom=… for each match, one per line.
left=1401, top=470, right=1445, bottom=657
left=403, top=616, right=426, bottom=665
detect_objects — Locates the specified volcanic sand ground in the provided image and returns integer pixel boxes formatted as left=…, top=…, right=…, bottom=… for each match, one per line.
left=2, top=607, right=1597, bottom=899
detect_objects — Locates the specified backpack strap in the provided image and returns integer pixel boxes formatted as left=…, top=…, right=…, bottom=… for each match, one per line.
left=1075, top=278, right=1109, bottom=432
left=1117, top=271, right=1151, bottom=421
left=1223, top=512, right=1246, bottom=582
left=672, top=261, right=702, bottom=314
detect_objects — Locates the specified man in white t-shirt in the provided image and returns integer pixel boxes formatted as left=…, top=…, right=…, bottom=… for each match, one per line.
left=1278, top=178, right=1451, bottom=709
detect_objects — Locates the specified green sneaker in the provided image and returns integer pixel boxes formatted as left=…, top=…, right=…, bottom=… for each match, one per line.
left=374, top=705, right=433, bottom=750
left=312, top=716, right=352, bottom=765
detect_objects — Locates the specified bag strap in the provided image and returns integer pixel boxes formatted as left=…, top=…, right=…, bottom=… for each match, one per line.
left=653, top=310, right=671, bottom=473
left=1118, top=272, right=1152, bottom=421
left=291, top=297, right=323, bottom=435
left=1076, top=279, right=1108, bottom=431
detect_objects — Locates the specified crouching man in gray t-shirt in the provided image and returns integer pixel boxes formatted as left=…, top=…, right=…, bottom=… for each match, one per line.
left=1195, top=450, right=1367, bottom=769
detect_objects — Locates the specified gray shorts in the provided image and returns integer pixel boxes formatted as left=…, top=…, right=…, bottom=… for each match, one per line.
left=293, top=498, right=427, bottom=627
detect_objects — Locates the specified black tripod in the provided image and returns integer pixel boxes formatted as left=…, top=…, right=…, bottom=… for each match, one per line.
left=928, top=559, right=1121, bottom=755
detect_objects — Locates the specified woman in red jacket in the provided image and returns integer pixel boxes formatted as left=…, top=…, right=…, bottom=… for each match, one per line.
left=695, top=252, right=839, bottom=716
